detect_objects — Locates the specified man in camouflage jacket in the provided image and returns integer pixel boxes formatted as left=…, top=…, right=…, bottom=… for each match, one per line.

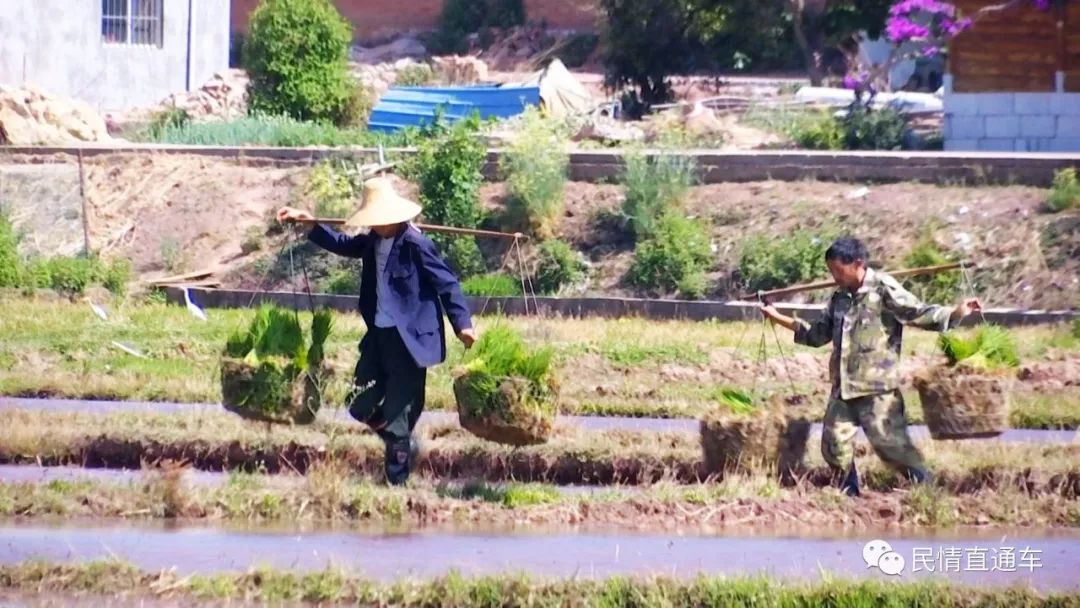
left=761, top=238, right=981, bottom=496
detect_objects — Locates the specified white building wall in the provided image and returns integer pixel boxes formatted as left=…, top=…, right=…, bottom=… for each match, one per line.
left=0, top=0, right=230, bottom=112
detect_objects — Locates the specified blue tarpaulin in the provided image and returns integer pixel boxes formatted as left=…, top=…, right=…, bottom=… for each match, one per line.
left=367, top=85, right=541, bottom=132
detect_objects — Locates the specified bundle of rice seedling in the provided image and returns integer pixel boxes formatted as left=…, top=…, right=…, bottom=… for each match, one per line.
left=220, top=306, right=333, bottom=425
left=913, top=325, right=1019, bottom=439
left=453, top=325, right=559, bottom=446
left=700, top=389, right=811, bottom=477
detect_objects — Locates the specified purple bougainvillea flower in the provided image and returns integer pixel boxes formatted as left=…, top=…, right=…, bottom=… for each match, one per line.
left=1032, top=0, right=1051, bottom=10
left=890, top=0, right=955, bottom=17
left=886, top=16, right=931, bottom=42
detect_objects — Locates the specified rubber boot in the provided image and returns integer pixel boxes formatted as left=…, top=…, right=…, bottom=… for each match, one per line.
left=841, top=462, right=861, bottom=497
left=907, top=467, right=933, bottom=485
left=384, top=437, right=411, bottom=486
left=409, top=433, right=420, bottom=472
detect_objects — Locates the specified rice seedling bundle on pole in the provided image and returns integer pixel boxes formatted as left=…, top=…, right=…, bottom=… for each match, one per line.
left=220, top=306, right=333, bottom=425
left=453, top=325, right=558, bottom=446
left=700, top=389, right=811, bottom=476
left=913, top=325, right=1019, bottom=439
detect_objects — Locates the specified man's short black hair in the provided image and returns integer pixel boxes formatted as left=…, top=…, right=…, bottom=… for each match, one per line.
left=825, top=237, right=868, bottom=265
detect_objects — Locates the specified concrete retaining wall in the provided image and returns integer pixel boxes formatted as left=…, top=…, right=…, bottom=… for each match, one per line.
left=165, top=287, right=1078, bottom=327
left=3, top=145, right=1079, bottom=187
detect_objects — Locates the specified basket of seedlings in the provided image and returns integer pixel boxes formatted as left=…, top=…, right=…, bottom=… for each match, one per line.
left=452, top=325, right=559, bottom=446
left=700, top=388, right=812, bottom=476
left=220, top=305, right=333, bottom=425
left=912, top=325, right=1019, bottom=440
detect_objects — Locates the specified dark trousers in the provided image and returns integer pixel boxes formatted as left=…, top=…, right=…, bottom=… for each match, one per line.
left=347, top=327, right=427, bottom=441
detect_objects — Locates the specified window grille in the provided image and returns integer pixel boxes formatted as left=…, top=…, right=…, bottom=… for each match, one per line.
left=102, top=0, right=164, bottom=47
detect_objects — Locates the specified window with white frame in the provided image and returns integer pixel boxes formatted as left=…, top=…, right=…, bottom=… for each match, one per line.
left=102, top=0, right=164, bottom=47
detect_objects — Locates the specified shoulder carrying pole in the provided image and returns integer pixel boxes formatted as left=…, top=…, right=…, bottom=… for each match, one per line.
left=292, top=218, right=527, bottom=241
left=743, top=261, right=974, bottom=302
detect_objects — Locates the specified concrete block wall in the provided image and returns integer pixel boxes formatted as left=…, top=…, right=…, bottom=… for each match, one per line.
left=945, top=92, right=1080, bottom=152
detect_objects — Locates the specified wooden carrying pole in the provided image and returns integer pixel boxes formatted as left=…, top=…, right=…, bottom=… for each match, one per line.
left=743, top=261, right=974, bottom=302
left=292, top=218, right=526, bottom=241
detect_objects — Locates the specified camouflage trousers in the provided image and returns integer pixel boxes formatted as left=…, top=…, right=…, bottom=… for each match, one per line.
left=821, top=389, right=927, bottom=475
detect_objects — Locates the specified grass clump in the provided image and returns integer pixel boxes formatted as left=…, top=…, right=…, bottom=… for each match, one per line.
left=737, top=230, right=831, bottom=293
left=500, top=107, right=569, bottom=238
left=220, top=305, right=333, bottom=424
left=938, top=325, right=1020, bottom=370
left=1046, top=167, right=1080, bottom=213
left=138, top=113, right=409, bottom=147
left=621, top=148, right=697, bottom=240
left=533, top=239, right=586, bottom=295
left=461, top=273, right=521, bottom=297
left=627, top=213, right=712, bottom=299
left=454, top=324, right=557, bottom=445
left=903, top=236, right=960, bottom=305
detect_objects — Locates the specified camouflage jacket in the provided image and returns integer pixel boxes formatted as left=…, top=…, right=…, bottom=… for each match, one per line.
left=794, top=268, right=955, bottom=400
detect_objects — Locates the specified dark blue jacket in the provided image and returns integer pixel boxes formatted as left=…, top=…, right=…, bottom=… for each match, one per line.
left=308, top=224, right=473, bottom=368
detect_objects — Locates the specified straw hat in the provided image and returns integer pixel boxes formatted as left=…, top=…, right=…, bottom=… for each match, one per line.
left=344, top=177, right=422, bottom=229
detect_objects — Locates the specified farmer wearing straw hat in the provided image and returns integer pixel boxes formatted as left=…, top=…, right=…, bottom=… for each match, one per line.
left=760, top=237, right=981, bottom=497
left=277, top=177, right=476, bottom=486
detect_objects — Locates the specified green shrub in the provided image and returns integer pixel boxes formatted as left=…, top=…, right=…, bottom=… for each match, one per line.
left=621, top=148, right=697, bottom=240
left=461, top=273, right=521, bottom=297
left=409, top=115, right=487, bottom=277
left=599, top=0, right=701, bottom=112
left=738, top=230, right=831, bottom=293
left=433, top=0, right=526, bottom=55
left=790, top=110, right=844, bottom=150
left=1046, top=168, right=1080, bottom=213
left=0, top=213, right=19, bottom=288
left=394, top=63, right=436, bottom=87
left=319, top=268, right=358, bottom=295
left=1072, top=316, right=1080, bottom=340
left=433, top=0, right=488, bottom=54
left=627, top=213, right=712, bottom=299
left=556, top=33, right=599, bottom=68
left=534, top=239, right=586, bottom=294
left=500, top=108, right=569, bottom=237
left=441, top=238, right=486, bottom=278
left=42, top=257, right=100, bottom=295
left=939, top=325, right=1020, bottom=370
left=840, top=106, right=907, bottom=151
left=903, top=237, right=959, bottom=305
left=100, top=258, right=131, bottom=295
left=244, top=0, right=356, bottom=125
left=307, top=159, right=363, bottom=219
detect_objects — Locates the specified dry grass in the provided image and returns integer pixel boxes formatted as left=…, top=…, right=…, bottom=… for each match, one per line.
left=2, top=296, right=1077, bottom=428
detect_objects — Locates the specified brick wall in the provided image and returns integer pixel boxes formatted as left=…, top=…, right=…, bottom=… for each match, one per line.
left=232, top=0, right=600, bottom=42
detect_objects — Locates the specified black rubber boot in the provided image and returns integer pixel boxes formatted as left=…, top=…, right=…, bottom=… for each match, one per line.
left=841, top=462, right=861, bottom=497
left=907, top=467, right=933, bottom=485
left=384, top=437, right=411, bottom=486
left=409, top=433, right=420, bottom=472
